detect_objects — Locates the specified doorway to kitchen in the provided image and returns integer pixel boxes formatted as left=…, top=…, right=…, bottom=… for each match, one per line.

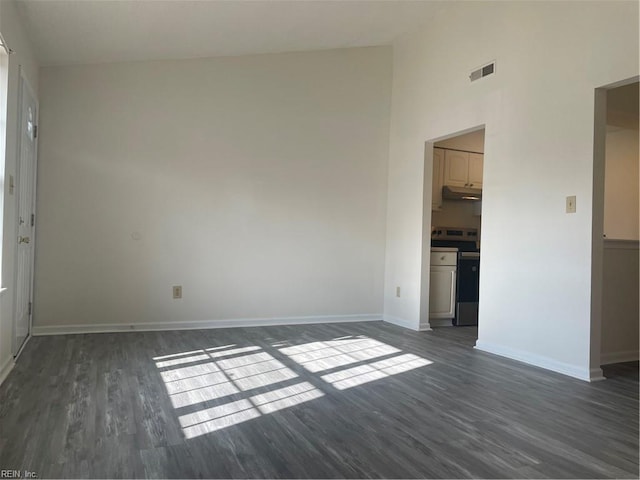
left=421, top=127, right=485, bottom=340
left=593, top=79, right=639, bottom=371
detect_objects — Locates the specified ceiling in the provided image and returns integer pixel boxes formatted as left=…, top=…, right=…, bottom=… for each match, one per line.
left=15, top=0, right=441, bottom=66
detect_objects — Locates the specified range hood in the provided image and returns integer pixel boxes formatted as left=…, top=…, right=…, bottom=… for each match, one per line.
left=442, top=185, right=482, bottom=201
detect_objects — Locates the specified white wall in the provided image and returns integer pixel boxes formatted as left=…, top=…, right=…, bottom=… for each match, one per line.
left=604, top=125, right=639, bottom=240
left=0, top=0, right=39, bottom=383
left=34, top=47, right=392, bottom=332
left=384, top=1, right=638, bottom=380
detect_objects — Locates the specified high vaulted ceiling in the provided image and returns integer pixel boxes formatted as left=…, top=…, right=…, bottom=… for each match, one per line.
left=15, top=0, right=441, bottom=66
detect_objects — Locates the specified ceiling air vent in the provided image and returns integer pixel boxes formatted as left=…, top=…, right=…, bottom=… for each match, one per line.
left=470, top=61, right=496, bottom=82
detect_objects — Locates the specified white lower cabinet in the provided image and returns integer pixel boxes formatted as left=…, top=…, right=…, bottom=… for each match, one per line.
left=429, top=266, right=456, bottom=319
left=429, top=250, right=457, bottom=320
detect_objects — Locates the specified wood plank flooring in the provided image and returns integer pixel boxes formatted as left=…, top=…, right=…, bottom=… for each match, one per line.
left=0, top=322, right=637, bottom=478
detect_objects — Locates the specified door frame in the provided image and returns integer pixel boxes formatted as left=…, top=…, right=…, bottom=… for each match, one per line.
left=590, top=75, right=639, bottom=375
left=420, top=124, right=485, bottom=331
left=12, top=66, right=39, bottom=358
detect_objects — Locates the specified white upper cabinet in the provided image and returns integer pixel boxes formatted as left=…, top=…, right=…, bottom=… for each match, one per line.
left=432, top=148, right=445, bottom=210
left=443, top=150, right=469, bottom=187
left=443, top=150, right=484, bottom=188
left=468, top=152, right=483, bottom=188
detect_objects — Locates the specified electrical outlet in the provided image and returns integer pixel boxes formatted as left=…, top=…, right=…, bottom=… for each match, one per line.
left=396, top=286, right=401, bottom=298
left=566, top=195, right=576, bottom=213
left=172, top=285, right=182, bottom=299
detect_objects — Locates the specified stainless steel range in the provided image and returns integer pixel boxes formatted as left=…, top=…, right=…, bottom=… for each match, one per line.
left=431, top=227, right=480, bottom=326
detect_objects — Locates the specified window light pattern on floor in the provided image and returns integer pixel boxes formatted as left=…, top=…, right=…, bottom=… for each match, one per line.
left=278, top=337, right=431, bottom=390
left=155, top=335, right=433, bottom=439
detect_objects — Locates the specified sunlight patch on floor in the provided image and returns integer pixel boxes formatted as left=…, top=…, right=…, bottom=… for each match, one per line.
left=248, top=381, right=323, bottom=414
left=178, top=381, right=323, bottom=438
left=278, top=337, right=402, bottom=373
left=160, top=361, right=223, bottom=383
left=321, top=353, right=432, bottom=390
left=155, top=335, right=433, bottom=439
left=205, top=345, right=262, bottom=358
left=179, top=398, right=261, bottom=438
left=168, top=379, right=241, bottom=408
left=157, top=350, right=300, bottom=409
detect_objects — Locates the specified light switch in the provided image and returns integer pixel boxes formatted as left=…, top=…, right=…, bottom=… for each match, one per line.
left=566, top=195, right=576, bottom=213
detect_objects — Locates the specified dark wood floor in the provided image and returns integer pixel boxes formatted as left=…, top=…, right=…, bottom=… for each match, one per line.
left=0, top=322, right=637, bottom=479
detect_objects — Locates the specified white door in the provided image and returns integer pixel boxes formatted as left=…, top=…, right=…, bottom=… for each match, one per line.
left=13, top=72, right=38, bottom=355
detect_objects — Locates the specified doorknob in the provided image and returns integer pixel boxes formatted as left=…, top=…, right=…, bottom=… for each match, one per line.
left=18, top=236, right=30, bottom=244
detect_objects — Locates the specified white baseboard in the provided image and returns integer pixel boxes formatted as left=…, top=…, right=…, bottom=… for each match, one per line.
left=0, top=355, right=15, bottom=386
left=382, top=314, right=419, bottom=331
left=14, top=334, right=32, bottom=361
left=31, top=313, right=383, bottom=336
left=475, top=340, right=599, bottom=382
left=601, top=350, right=639, bottom=365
